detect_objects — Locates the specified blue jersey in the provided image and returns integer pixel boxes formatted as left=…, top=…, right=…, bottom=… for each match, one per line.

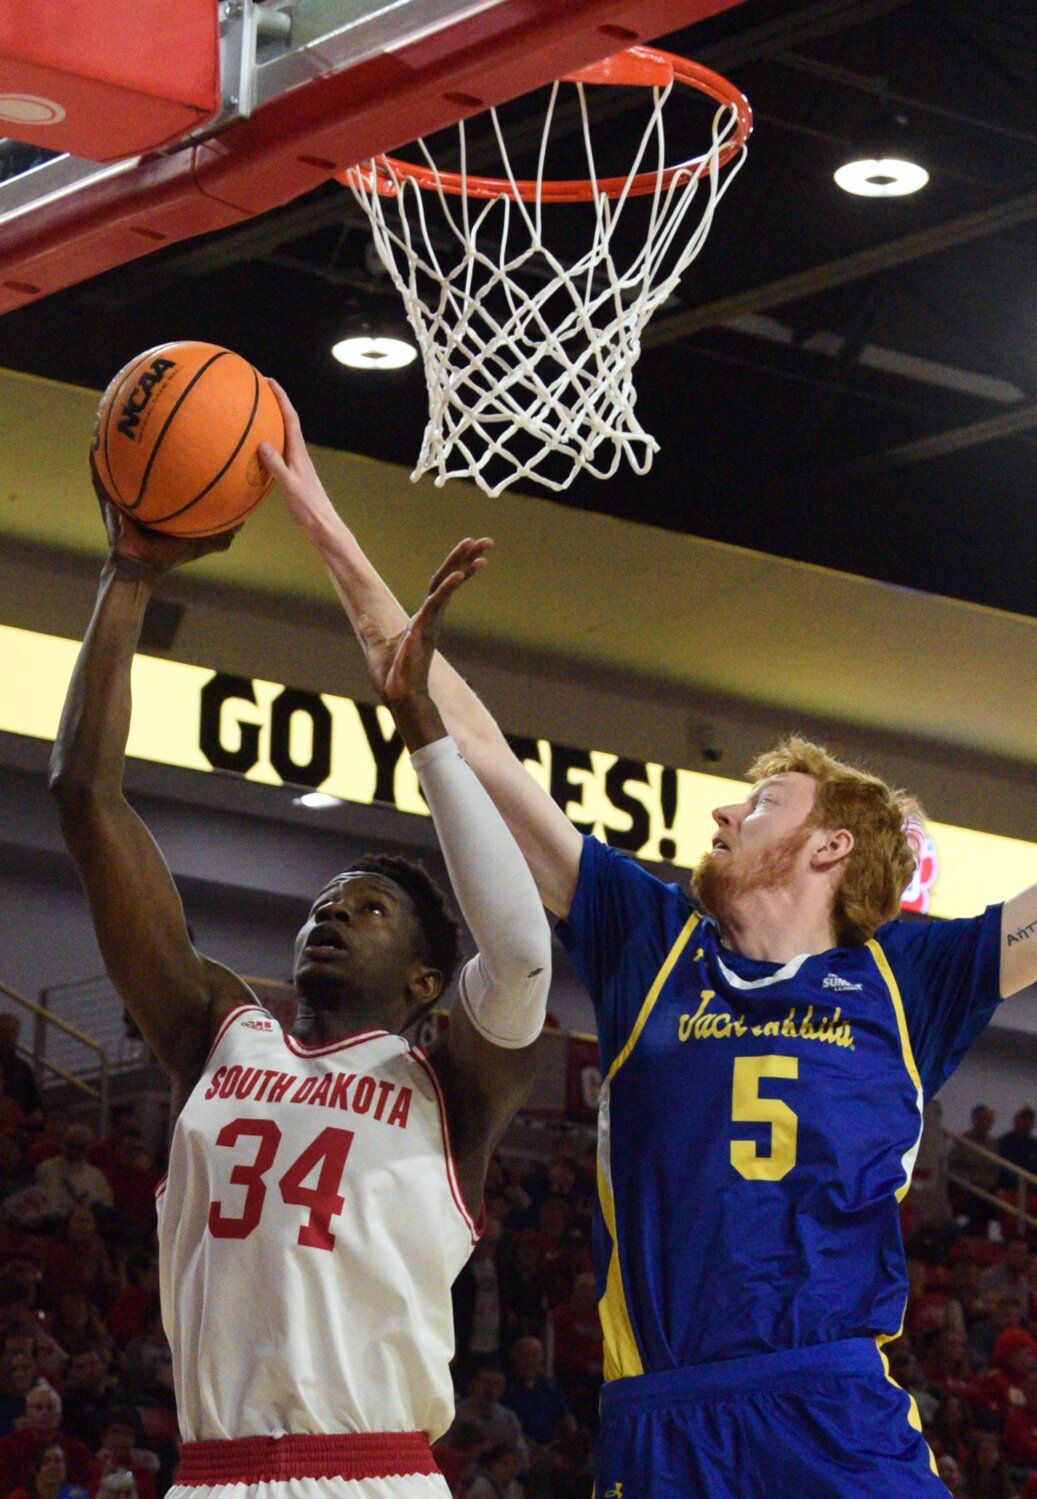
left=557, top=835, right=1004, bottom=1383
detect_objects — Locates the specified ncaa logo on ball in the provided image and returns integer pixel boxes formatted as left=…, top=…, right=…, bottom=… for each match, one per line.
left=116, top=357, right=177, bottom=440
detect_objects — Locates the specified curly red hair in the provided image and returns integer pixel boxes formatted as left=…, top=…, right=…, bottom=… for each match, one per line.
left=747, top=737, right=921, bottom=946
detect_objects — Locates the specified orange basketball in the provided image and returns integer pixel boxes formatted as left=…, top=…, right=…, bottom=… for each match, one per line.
left=94, top=341, right=285, bottom=536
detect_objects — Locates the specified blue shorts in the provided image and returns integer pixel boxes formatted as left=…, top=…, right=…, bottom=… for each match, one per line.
left=596, top=1338, right=947, bottom=1498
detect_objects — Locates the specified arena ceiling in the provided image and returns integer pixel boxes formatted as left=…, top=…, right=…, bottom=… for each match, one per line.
left=1, top=0, right=1035, bottom=620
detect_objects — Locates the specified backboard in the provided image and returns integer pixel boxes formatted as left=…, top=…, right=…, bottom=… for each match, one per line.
left=0, top=0, right=748, bottom=315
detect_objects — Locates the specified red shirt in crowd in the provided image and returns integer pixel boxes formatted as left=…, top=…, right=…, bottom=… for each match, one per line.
left=0, top=1429, right=99, bottom=1494
left=1003, top=1403, right=1037, bottom=1466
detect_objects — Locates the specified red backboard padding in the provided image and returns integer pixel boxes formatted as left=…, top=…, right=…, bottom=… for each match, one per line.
left=0, top=0, right=746, bottom=310
left=0, top=0, right=220, bottom=161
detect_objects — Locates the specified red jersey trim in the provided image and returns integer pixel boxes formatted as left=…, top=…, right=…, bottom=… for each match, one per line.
left=283, top=1028, right=389, bottom=1057
left=203, top=1004, right=262, bottom=1070
left=155, top=1173, right=168, bottom=1200
left=176, top=1432, right=439, bottom=1483
left=410, top=1045, right=482, bottom=1243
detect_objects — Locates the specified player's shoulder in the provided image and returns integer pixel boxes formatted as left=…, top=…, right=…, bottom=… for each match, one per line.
left=574, top=832, right=692, bottom=911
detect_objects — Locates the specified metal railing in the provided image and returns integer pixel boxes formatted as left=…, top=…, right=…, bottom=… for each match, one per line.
left=0, top=980, right=109, bottom=1132
left=942, top=1128, right=1037, bottom=1235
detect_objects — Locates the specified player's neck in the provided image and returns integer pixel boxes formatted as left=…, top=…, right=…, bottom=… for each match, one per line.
left=716, top=888, right=838, bottom=964
left=292, top=996, right=405, bottom=1045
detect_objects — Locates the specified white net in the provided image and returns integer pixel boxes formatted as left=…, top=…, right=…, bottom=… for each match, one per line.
left=347, top=72, right=747, bottom=497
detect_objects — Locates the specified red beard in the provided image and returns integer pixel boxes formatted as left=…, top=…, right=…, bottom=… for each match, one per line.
left=692, top=824, right=812, bottom=925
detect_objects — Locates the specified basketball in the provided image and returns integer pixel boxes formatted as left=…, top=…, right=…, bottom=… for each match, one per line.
left=93, top=341, right=285, bottom=536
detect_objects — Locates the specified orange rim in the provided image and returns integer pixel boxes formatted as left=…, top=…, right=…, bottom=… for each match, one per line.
left=348, top=47, right=752, bottom=203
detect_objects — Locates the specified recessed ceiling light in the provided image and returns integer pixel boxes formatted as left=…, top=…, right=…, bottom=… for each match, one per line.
left=293, top=791, right=341, bottom=810
left=332, top=335, right=417, bottom=370
left=834, top=158, right=929, bottom=198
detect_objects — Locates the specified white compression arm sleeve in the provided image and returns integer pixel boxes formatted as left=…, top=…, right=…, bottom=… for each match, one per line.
left=411, top=734, right=551, bottom=1049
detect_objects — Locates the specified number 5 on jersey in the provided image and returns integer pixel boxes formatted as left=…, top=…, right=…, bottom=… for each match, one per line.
left=208, top=1119, right=355, bottom=1249
left=730, top=1055, right=799, bottom=1182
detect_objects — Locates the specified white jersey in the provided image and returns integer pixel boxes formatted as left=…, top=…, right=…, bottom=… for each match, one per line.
left=157, top=1005, right=480, bottom=1444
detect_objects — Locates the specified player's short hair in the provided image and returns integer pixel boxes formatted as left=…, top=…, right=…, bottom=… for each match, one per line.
left=345, top=855, right=462, bottom=989
left=747, top=737, right=919, bottom=947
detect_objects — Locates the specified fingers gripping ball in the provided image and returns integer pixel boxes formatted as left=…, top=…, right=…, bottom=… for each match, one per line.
left=94, top=342, right=285, bottom=535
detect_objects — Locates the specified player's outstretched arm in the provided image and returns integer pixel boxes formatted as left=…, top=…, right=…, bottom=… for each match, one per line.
left=1001, top=886, right=1037, bottom=997
left=356, top=546, right=550, bottom=1206
left=259, top=382, right=583, bottom=917
left=48, top=478, right=252, bottom=1087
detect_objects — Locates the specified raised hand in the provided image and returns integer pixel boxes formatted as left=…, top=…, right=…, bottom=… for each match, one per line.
left=91, top=454, right=237, bottom=577
left=357, top=537, right=493, bottom=708
left=257, top=380, right=337, bottom=534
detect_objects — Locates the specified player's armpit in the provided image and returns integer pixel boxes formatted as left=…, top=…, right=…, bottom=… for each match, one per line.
left=428, top=1002, right=544, bottom=1217
left=1000, top=887, right=1037, bottom=997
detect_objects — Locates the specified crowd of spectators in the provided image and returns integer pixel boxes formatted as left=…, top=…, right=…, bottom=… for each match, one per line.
left=3, top=1002, right=1037, bottom=1498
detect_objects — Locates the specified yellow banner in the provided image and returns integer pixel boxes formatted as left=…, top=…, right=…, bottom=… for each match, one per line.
left=1, top=623, right=1030, bottom=920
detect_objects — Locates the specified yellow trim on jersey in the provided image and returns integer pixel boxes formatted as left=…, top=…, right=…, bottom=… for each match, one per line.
left=596, top=911, right=700, bottom=1382
left=866, top=936, right=924, bottom=1203
left=606, top=912, right=700, bottom=1084
left=868, top=939, right=938, bottom=1474
left=875, top=1340, right=940, bottom=1476
left=597, top=1147, right=644, bottom=1381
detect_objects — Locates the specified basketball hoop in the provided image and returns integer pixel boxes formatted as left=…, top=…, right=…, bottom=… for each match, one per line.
left=343, top=46, right=751, bottom=497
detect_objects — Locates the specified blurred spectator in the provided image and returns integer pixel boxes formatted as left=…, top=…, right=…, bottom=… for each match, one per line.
left=998, top=1107, right=1037, bottom=1191
left=979, top=1238, right=1030, bottom=1302
left=0, top=1383, right=98, bottom=1493
left=0, top=1016, right=42, bottom=1119
left=949, top=1106, right=1002, bottom=1236
left=452, top=1363, right=527, bottom=1468
left=887, top=1346, right=939, bottom=1427
left=545, top=1160, right=578, bottom=1207
left=0, top=1263, right=67, bottom=1383
left=969, top=1292, right=1026, bottom=1368
left=466, top=1442, right=525, bottom=1499
left=27, top=1118, right=64, bottom=1171
left=1003, top=1371, right=1037, bottom=1465
left=498, top=1233, right=549, bottom=1349
left=923, top=1328, right=975, bottom=1400
left=453, top=1219, right=502, bottom=1377
left=905, top=1259, right=953, bottom=1341
left=503, top=1338, right=573, bottom=1451
left=61, top=1347, right=128, bottom=1447
left=0, top=1346, right=35, bottom=1437
left=96, top=1470, right=139, bottom=1499
left=947, top=1255, right=986, bottom=1327
left=431, top=1418, right=485, bottom=1497
left=35, top=1128, right=113, bottom=1220
left=121, top=1303, right=173, bottom=1405
left=969, top=1327, right=1037, bottom=1421
left=95, top=1407, right=158, bottom=1499
left=911, top=1100, right=955, bottom=1233
left=536, top=1199, right=573, bottom=1262
left=0, top=1074, right=27, bottom=1136
left=107, top=1256, right=158, bottom=1348
left=0, top=1130, right=33, bottom=1201
left=543, top=1232, right=592, bottom=1311
left=6, top=1441, right=89, bottom=1499
left=89, top=1109, right=138, bottom=1178
left=63, top=1209, right=117, bottom=1310
left=90, top=1112, right=159, bottom=1233
left=543, top=1429, right=594, bottom=1499
left=965, top=1431, right=1016, bottom=1499
left=928, top=1393, right=975, bottom=1466
left=550, top=1275, right=602, bottom=1429
left=53, top=1293, right=113, bottom=1360
left=934, top=1452, right=966, bottom=1497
